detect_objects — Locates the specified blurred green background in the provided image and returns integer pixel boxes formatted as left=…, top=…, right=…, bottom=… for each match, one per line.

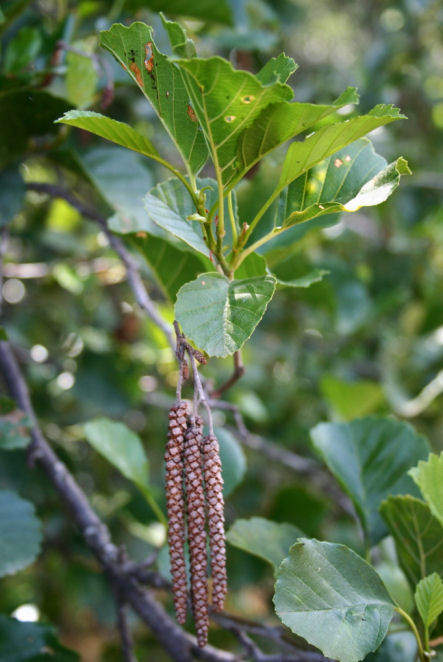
left=0, top=0, right=442, bottom=659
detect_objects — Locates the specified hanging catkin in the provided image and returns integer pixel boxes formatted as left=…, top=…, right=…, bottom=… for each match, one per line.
left=202, top=433, right=227, bottom=611
left=165, top=401, right=190, bottom=624
left=183, top=416, right=209, bottom=647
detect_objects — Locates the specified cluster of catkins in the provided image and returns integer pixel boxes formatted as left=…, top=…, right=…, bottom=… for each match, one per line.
left=165, top=400, right=227, bottom=647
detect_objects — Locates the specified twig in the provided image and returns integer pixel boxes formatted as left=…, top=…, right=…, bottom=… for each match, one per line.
left=0, top=226, right=8, bottom=318
left=26, top=182, right=175, bottom=350
left=115, top=593, right=138, bottom=662
left=211, top=351, right=245, bottom=398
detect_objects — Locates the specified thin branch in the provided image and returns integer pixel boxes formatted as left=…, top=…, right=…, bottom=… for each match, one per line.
left=211, top=351, right=245, bottom=399
left=115, top=592, right=138, bottom=662
left=26, top=182, right=175, bottom=350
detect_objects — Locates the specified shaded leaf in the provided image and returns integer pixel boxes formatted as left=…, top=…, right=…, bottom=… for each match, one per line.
left=79, top=146, right=156, bottom=234
left=134, top=234, right=211, bottom=302
left=415, top=573, right=443, bottom=628
left=215, top=427, right=246, bottom=497
left=236, top=87, right=358, bottom=185
left=233, top=252, right=267, bottom=279
left=126, top=0, right=233, bottom=24
left=56, top=111, right=160, bottom=160
left=176, top=56, right=294, bottom=186
left=100, top=22, right=208, bottom=173
left=0, top=166, right=25, bottom=227
left=175, top=272, right=276, bottom=357
left=379, top=495, right=443, bottom=587
left=365, top=632, right=417, bottom=662
left=0, top=616, right=79, bottom=661
left=409, top=453, right=443, bottom=528
left=0, top=88, right=71, bottom=167
left=144, top=179, right=209, bottom=255
left=310, top=417, right=430, bottom=544
left=0, top=490, right=42, bottom=577
left=227, top=517, right=303, bottom=571
left=273, top=539, right=395, bottom=662
left=160, top=13, right=196, bottom=58
left=83, top=418, right=150, bottom=497
left=0, top=413, right=31, bottom=450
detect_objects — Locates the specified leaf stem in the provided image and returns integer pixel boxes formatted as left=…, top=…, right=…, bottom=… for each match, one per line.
left=141, top=487, right=167, bottom=527
left=227, top=191, right=238, bottom=244
left=230, top=228, right=283, bottom=271
left=395, top=607, right=426, bottom=662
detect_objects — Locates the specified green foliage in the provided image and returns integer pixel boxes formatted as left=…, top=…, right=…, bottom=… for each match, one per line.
left=0, top=414, right=31, bottom=450
left=0, top=615, right=79, bottom=661
left=409, top=452, right=443, bottom=528
left=175, top=272, right=276, bottom=356
left=415, top=573, right=443, bottom=630
left=273, top=539, right=395, bottom=662
left=379, top=495, right=443, bottom=587
left=216, top=427, right=246, bottom=496
left=0, top=490, right=42, bottom=577
left=226, top=517, right=303, bottom=570
left=310, top=417, right=429, bottom=544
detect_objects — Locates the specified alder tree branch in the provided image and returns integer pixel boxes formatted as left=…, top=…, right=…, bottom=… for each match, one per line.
left=26, top=182, right=175, bottom=350
left=211, top=351, right=245, bottom=399
left=115, top=591, right=138, bottom=662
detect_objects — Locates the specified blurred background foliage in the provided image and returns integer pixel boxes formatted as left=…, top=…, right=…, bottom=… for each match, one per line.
left=0, top=0, right=442, bottom=659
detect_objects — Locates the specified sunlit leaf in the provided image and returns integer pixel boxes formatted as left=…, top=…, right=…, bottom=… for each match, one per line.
left=56, top=111, right=160, bottom=160
left=273, top=539, right=395, bottom=662
left=236, top=87, right=358, bottom=185
left=310, top=416, right=430, bottom=544
left=66, top=52, right=98, bottom=108
left=0, top=490, right=42, bottom=577
left=100, top=22, right=208, bottom=173
left=175, top=272, right=276, bottom=357
left=320, top=375, right=385, bottom=420
left=380, top=495, right=443, bottom=587
left=176, top=56, right=294, bottom=186
left=415, top=573, right=443, bottom=628
left=409, top=452, right=443, bottom=528
left=227, top=517, right=303, bottom=571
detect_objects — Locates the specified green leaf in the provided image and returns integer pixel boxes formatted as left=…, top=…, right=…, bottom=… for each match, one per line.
left=0, top=616, right=79, bottom=661
left=364, top=632, right=417, bottom=662
left=99, top=22, right=208, bottom=174
left=320, top=375, right=385, bottom=420
left=175, top=272, right=276, bottom=357
left=0, top=490, right=42, bottom=577
left=160, top=13, right=196, bottom=57
left=236, top=87, right=358, bottom=185
left=126, top=0, right=233, bottom=24
left=227, top=517, right=303, bottom=571
left=379, top=495, right=443, bottom=587
left=0, top=166, right=25, bottom=227
left=215, top=427, right=246, bottom=497
left=415, top=573, right=443, bottom=628
left=233, top=252, right=267, bottom=279
left=277, top=105, right=406, bottom=194
left=0, top=88, right=71, bottom=167
left=275, top=139, right=410, bottom=230
left=266, top=250, right=329, bottom=288
left=256, top=53, right=299, bottom=85
left=83, top=418, right=151, bottom=498
left=3, top=26, right=42, bottom=75
left=273, top=539, right=395, bottom=662
left=409, top=453, right=443, bottom=528
left=0, top=414, right=31, bottom=450
left=144, top=178, right=209, bottom=255
left=134, top=234, right=211, bottom=302
left=56, top=111, right=160, bottom=160
left=310, top=417, right=430, bottom=544
left=176, top=56, right=294, bottom=186
left=79, top=146, right=156, bottom=235
left=66, top=52, right=98, bottom=108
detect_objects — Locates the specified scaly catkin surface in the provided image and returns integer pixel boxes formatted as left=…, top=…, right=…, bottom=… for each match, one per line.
left=203, top=433, right=227, bottom=611
left=165, top=401, right=190, bottom=624
left=184, top=416, right=209, bottom=647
